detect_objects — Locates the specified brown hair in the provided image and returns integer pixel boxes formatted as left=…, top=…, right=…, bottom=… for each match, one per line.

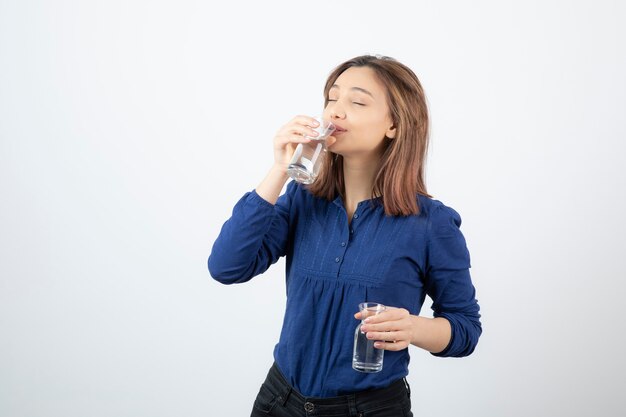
left=308, top=55, right=431, bottom=216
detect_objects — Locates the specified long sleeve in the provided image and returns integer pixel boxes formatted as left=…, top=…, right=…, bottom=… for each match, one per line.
left=207, top=182, right=295, bottom=284
left=209, top=186, right=482, bottom=396
left=424, top=204, right=482, bottom=357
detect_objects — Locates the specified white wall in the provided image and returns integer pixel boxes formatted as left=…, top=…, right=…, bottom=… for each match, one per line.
left=1, top=1, right=625, bottom=416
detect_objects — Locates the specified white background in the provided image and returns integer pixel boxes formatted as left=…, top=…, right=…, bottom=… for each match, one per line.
left=1, top=1, right=625, bottom=416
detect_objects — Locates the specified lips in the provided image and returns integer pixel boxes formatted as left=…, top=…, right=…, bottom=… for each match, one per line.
left=333, top=124, right=347, bottom=133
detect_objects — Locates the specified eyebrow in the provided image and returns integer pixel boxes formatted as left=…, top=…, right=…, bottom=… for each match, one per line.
left=329, top=84, right=375, bottom=98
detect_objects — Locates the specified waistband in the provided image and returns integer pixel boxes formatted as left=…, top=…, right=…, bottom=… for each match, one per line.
left=264, top=362, right=411, bottom=415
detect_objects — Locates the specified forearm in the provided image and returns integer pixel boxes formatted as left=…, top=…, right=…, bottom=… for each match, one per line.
left=410, top=315, right=451, bottom=354
left=256, top=165, right=289, bottom=205
left=209, top=174, right=291, bottom=283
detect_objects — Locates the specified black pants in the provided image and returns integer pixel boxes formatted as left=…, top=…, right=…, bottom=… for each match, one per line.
left=251, top=363, right=413, bottom=417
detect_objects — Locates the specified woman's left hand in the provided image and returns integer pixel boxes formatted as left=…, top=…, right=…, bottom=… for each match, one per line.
left=355, top=307, right=415, bottom=351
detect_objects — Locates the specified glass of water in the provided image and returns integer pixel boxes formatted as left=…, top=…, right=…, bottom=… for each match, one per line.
left=352, top=302, right=387, bottom=373
left=286, top=117, right=335, bottom=184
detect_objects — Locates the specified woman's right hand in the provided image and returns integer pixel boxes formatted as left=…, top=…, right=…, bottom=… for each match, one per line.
left=256, top=115, right=336, bottom=204
left=271, top=115, right=321, bottom=171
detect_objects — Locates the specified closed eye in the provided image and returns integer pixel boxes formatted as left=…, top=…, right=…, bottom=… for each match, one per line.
left=327, top=98, right=365, bottom=106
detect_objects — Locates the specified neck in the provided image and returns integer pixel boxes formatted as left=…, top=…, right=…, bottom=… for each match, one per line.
left=342, top=153, right=381, bottom=217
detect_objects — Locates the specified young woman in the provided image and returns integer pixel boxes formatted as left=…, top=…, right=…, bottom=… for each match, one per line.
left=208, top=55, right=482, bottom=417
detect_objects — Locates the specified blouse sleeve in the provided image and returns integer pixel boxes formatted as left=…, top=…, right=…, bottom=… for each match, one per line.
left=207, top=181, right=296, bottom=284
left=424, top=203, right=482, bottom=357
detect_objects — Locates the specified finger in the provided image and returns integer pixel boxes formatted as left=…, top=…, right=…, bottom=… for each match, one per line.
left=325, top=135, right=337, bottom=148
left=291, top=115, right=320, bottom=128
left=290, top=125, right=320, bottom=138
left=276, top=133, right=312, bottom=146
left=280, top=125, right=320, bottom=139
left=363, top=307, right=406, bottom=324
left=354, top=308, right=382, bottom=321
left=366, top=330, right=408, bottom=342
left=361, top=321, right=400, bottom=333
left=374, top=340, right=410, bottom=351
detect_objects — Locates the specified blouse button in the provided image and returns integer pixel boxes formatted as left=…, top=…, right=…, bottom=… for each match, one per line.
left=353, top=213, right=359, bottom=219
left=340, top=242, right=346, bottom=247
left=335, top=257, right=340, bottom=263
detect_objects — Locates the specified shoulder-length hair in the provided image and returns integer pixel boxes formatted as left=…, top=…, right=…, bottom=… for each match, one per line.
left=308, top=55, right=431, bottom=216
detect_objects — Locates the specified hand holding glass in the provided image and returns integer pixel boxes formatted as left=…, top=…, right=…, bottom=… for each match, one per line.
left=353, top=302, right=387, bottom=373
left=286, top=117, right=335, bottom=184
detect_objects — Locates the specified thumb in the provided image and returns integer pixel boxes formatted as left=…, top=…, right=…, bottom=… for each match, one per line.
left=325, top=135, right=337, bottom=148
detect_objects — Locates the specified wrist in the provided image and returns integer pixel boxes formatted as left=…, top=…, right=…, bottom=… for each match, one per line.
left=409, top=315, right=422, bottom=347
left=256, top=165, right=290, bottom=205
left=409, top=315, right=451, bottom=353
left=270, top=163, right=289, bottom=178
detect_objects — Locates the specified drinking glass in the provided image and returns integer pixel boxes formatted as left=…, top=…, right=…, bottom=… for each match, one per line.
left=286, top=117, right=335, bottom=184
left=352, top=302, right=387, bottom=373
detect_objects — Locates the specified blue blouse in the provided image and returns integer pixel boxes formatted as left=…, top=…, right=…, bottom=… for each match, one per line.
left=208, top=181, right=481, bottom=398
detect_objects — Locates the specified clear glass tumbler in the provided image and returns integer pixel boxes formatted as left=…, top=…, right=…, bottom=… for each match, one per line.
left=286, top=117, right=335, bottom=184
left=352, top=302, right=387, bottom=373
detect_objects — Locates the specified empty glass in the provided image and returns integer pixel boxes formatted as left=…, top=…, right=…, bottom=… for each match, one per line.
left=352, top=302, right=387, bottom=373
left=286, top=117, right=335, bottom=184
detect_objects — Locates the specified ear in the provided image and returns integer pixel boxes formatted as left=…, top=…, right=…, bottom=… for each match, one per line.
left=385, top=125, right=396, bottom=139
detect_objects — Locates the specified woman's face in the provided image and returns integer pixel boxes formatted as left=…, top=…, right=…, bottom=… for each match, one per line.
left=323, top=66, right=396, bottom=158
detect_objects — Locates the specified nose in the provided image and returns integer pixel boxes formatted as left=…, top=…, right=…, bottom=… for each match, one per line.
left=329, top=105, right=346, bottom=120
